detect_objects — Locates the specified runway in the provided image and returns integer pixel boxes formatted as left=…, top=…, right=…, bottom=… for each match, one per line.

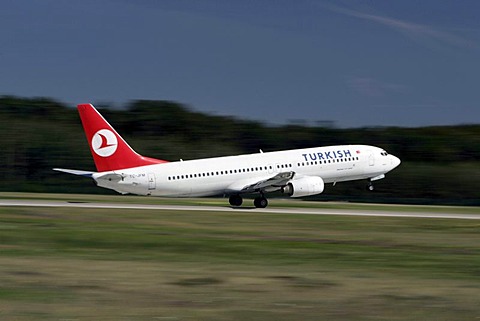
left=0, top=199, right=479, bottom=220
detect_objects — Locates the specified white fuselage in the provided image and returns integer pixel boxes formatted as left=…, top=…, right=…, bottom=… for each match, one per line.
left=94, top=144, right=401, bottom=197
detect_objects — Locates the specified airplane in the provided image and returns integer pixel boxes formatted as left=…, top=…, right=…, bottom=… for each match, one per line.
left=54, top=104, right=401, bottom=208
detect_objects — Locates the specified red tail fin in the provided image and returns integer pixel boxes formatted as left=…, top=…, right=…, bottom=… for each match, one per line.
left=77, top=104, right=168, bottom=172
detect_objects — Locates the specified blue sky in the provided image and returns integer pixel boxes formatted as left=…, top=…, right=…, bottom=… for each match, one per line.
left=1, top=0, right=479, bottom=127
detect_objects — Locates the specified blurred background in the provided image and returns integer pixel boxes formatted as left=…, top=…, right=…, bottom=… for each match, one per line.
left=1, top=1, right=479, bottom=204
left=1, top=4, right=480, bottom=320
left=0, top=97, right=479, bottom=205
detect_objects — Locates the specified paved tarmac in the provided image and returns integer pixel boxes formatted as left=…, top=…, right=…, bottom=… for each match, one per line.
left=0, top=199, right=479, bottom=220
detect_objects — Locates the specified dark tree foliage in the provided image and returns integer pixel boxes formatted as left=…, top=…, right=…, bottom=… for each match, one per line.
left=0, top=96, right=479, bottom=204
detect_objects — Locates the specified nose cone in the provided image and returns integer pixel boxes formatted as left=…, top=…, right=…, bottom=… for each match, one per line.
left=391, top=155, right=401, bottom=169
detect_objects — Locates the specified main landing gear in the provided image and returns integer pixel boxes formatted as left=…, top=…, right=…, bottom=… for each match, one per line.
left=229, top=194, right=243, bottom=207
left=229, top=194, right=269, bottom=208
left=253, top=196, right=268, bottom=208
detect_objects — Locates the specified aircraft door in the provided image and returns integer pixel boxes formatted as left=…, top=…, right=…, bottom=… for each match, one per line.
left=268, top=164, right=276, bottom=174
left=369, top=153, right=375, bottom=166
left=148, top=173, right=156, bottom=190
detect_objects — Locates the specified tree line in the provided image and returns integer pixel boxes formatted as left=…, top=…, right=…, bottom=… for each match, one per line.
left=1, top=96, right=479, bottom=205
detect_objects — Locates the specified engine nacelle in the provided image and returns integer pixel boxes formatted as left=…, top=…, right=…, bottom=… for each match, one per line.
left=282, top=176, right=325, bottom=198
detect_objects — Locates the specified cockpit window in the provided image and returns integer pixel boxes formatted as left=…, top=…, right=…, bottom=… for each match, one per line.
left=380, top=151, right=389, bottom=156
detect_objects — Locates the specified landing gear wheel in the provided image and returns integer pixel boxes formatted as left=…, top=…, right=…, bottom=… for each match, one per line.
left=229, top=195, right=243, bottom=207
left=367, top=182, right=374, bottom=191
left=254, top=197, right=268, bottom=208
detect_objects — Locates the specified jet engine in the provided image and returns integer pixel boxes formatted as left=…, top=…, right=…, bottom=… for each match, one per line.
left=282, top=176, right=324, bottom=197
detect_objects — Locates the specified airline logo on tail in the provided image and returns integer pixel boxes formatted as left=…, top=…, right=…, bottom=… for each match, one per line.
left=76, top=104, right=168, bottom=171
left=92, top=129, right=118, bottom=157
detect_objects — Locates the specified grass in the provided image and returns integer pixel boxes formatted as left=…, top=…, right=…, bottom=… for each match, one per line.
left=0, top=195, right=480, bottom=320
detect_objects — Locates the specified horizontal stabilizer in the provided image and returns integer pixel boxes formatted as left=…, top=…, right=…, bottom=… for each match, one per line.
left=53, top=168, right=96, bottom=178
left=92, top=172, right=124, bottom=182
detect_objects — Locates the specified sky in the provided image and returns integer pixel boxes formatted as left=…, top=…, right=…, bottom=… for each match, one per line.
left=1, top=0, right=479, bottom=127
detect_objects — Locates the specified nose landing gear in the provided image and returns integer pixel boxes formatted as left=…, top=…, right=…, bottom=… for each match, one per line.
left=366, top=181, right=374, bottom=191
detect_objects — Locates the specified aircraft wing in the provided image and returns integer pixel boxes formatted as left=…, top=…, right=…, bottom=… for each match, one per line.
left=227, top=171, right=295, bottom=194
